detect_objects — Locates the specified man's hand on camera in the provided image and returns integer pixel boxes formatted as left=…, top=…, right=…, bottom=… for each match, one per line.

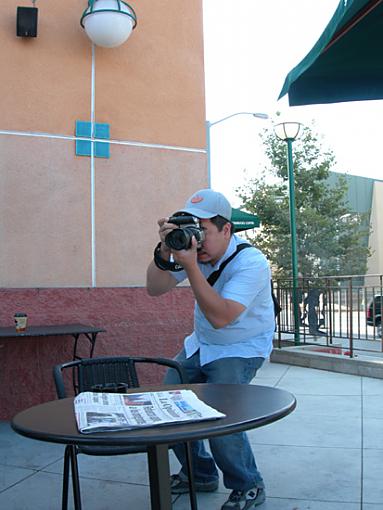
left=157, top=217, right=178, bottom=258
left=147, top=218, right=180, bottom=296
left=157, top=218, right=198, bottom=271
left=171, top=236, right=198, bottom=270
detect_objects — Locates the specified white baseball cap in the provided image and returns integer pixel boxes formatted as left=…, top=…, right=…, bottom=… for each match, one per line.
left=179, top=189, right=232, bottom=221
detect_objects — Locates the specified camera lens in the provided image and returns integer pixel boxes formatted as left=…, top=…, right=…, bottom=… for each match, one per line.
left=165, top=229, right=192, bottom=250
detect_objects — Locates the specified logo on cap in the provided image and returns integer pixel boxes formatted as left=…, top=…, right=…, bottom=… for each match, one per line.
left=191, top=195, right=204, bottom=203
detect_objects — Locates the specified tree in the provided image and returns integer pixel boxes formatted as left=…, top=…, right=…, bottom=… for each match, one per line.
left=237, top=122, right=371, bottom=278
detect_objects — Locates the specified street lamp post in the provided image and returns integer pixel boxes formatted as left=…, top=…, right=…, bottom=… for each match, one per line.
left=274, top=122, right=302, bottom=345
left=206, top=111, right=269, bottom=187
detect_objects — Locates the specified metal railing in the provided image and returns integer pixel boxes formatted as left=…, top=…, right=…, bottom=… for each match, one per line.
left=273, top=274, right=383, bottom=358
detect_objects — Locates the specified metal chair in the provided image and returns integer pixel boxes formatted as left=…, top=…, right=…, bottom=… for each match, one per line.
left=53, top=356, right=197, bottom=510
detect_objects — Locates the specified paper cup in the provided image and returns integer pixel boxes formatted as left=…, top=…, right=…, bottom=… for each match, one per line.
left=14, top=313, right=28, bottom=333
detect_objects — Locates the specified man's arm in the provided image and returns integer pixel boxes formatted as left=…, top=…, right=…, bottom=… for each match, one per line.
left=187, top=264, right=245, bottom=328
left=173, top=240, right=245, bottom=329
left=146, top=248, right=178, bottom=296
left=146, top=218, right=179, bottom=296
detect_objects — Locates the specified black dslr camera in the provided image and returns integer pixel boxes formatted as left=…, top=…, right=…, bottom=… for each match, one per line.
left=165, top=214, right=205, bottom=251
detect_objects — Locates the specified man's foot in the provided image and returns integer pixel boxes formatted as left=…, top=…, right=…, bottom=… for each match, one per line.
left=170, top=473, right=219, bottom=494
left=309, top=329, right=326, bottom=336
left=221, top=487, right=266, bottom=509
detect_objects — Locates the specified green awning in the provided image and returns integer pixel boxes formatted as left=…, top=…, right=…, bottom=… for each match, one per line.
left=279, top=0, right=383, bottom=106
left=231, top=208, right=260, bottom=232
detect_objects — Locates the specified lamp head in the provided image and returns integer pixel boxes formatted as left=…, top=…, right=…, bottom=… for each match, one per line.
left=274, top=122, right=301, bottom=141
left=81, top=0, right=137, bottom=48
left=252, top=113, right=269, bottom=120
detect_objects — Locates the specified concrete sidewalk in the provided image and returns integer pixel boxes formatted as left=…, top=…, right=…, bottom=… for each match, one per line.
left=1, top=360, right=382, bottom=509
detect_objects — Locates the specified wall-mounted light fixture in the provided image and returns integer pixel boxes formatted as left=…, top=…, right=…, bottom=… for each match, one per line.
left=16, top=5, right=38, bottom=38
left=80, top=0, right=137, bottom=48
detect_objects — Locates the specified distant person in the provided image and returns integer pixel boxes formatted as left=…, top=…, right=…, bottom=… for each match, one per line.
left=307, top=287, right=325, bottom=336
left=146, top=188, right=275, bottom=509
left=297, top=273, right=305, bottom=325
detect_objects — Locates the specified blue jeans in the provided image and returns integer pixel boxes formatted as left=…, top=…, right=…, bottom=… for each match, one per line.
left=164, top=349, right=265, bottom=491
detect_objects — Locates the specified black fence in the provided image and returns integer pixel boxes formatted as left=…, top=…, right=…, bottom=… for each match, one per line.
left=273, top=274, right=383, bottom=358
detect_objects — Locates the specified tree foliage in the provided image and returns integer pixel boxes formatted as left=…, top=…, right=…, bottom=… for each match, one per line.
left=238, top=123, right=371, bottom=278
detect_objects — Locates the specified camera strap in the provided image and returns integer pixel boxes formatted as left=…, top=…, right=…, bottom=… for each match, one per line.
left=207, top=243, right=281, bottom=317
left=154, top=240, right=282, bottom=317
left=207, top=243, right=251, bottom=286
left=153, top=242, right=183, bottom=272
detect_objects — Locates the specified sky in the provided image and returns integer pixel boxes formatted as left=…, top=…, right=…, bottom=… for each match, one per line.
left=203, top=0, right=383, bottom=207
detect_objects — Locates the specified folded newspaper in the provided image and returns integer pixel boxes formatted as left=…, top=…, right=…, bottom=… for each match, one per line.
left=74, top=389, right=226, bottom=434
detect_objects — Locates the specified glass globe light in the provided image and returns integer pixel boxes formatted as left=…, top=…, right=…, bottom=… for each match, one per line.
left=274, top=122, right=301, bottom=141
left=81, top=0, right=137, bottom=48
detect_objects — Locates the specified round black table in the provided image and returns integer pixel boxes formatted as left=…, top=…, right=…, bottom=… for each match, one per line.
left=12, top=383, right=296, bottom=510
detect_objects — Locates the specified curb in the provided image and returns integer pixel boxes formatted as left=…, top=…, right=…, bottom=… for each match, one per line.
left=271, top=345, right=383, bottom=379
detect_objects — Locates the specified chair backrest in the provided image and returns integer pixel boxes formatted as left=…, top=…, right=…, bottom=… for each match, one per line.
left=53, top=356, right=188, bottom=398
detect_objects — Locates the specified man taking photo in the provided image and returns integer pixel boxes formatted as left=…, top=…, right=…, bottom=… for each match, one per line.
left=146, top=188, right=275, bottom=509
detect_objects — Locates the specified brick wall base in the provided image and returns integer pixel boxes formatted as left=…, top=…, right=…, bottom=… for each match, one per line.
left=0, top=287, right=194, bottom=420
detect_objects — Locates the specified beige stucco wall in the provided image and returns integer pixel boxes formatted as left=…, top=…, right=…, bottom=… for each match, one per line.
left=0, top=0, right=207, bottom=287
left=0, top=1, right=91, bottom=134
left=0, top=136, right=92, bottom=287
left=367, top=181, right=383, bottom=277
left=95, top=145, right=206, bottom=286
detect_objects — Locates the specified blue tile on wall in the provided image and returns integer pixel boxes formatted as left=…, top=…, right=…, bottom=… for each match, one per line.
left=75, top=120, right=92, bottom=156
left=75, top=120, right=92, bottom=138
left=76, top=139, right=92, bottom=157
left=75, top=121, right=110, bottom=158
left=95, top=123, right=110, bottom=158
left=95, top=141, right=110, bottom=158
left=95, top=123, right=110, bottom=139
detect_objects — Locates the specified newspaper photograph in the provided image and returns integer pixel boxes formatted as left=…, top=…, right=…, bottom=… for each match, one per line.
left=74, top=389, right=226, bottom=434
